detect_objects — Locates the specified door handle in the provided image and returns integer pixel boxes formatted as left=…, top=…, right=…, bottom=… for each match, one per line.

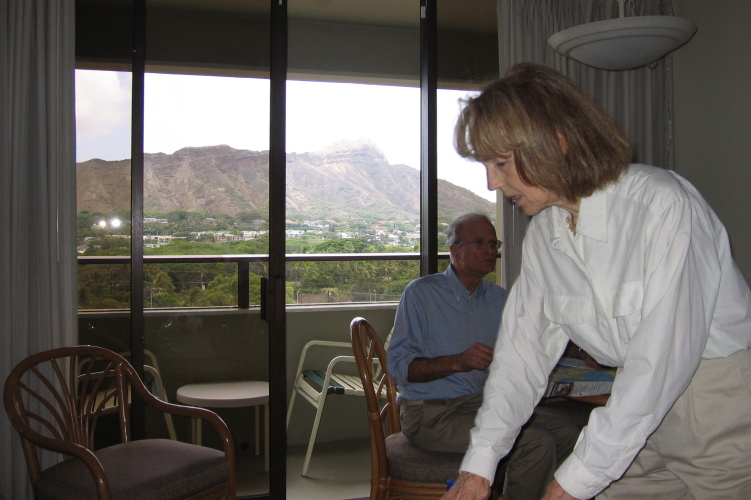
left=261, top=277, right=284, bottom=323
left=260, top=277, right=268, bottom=320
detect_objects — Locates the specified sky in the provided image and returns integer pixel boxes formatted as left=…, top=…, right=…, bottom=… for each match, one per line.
left=75, top=70, right=495, bottom=202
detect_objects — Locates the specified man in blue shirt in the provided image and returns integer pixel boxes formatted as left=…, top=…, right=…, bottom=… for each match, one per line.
left=388, top=213, right=580, bottom=500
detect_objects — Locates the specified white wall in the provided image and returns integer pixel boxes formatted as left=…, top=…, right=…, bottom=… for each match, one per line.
left=672, top=0, right=751, bottom=281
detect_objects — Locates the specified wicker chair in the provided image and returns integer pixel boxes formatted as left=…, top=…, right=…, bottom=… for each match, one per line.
left=350, top=317, right=465, bottom=500
left=4, top=345, right=236, bottom=500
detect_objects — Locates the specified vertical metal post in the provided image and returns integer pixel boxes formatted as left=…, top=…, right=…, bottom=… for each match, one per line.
left=420, top=0, right=438, bottom=276
left=130, top=0, right=147, bottom=439
left=269, top=0, right=288, bottom=497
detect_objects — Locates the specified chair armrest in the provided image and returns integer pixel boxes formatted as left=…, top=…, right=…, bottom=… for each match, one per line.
left=319, top=355, right=382, bottom=393
left=321, top=355, right=381, bottom=375
left=291, top=340, right=354, bottom=381
left=325, top=354, right=355, bottom=371
left=124, top=366, right=236, bottom=463
left=316, top=355, right=356, bottom=389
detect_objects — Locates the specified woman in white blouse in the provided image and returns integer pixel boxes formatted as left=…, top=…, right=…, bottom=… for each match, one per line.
left=443, top=63, right=751, bottom=500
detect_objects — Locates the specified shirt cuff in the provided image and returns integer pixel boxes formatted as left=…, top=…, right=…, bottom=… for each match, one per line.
left=459, top=446, right=499, bottom=485
left=554, top=452, right=611, bottom=500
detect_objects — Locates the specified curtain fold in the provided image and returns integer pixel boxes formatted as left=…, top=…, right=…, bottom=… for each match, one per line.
left=498, top=0, right=676, bottom=287
left=1, top=1, right=77, bottom=498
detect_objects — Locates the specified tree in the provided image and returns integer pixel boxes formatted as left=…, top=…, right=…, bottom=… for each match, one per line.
left=144, top=269, right=175, bottom=307
left=313, top=238, right=371, bottom=254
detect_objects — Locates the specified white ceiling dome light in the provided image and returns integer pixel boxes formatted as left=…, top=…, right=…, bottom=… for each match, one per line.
left=548, top=0, right=697, bottom=71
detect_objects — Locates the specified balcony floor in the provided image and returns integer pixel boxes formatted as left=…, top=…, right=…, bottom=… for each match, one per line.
left=236, top=437, right=371, bottom=499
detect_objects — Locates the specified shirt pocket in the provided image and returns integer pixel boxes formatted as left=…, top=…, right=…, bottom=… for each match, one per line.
left=543, top=294, right=594, bottom=325
left=612, top=281, right=644, bottom=344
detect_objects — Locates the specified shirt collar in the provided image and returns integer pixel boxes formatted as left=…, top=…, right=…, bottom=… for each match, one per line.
left=445, top=264, right=485, bottom=299
left=550, top=188, right=609, bottom=243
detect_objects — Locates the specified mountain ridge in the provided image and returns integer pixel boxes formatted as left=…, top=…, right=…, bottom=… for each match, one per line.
left=76, top=139, right=495, bottom=221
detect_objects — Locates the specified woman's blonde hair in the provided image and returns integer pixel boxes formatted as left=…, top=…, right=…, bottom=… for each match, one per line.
left=455, top=63, right=632, bottom=202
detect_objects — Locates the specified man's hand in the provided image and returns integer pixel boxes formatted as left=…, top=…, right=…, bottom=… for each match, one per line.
left=455, top=343, right=494, bottom=372
left=581, top=352, right=600, bottom=370
left=441, top=472, right=490, bottom=500
left=541, top=480, right=580, bottom=500
left=565, top=342, right=600, bottom=369
left=408, top=343, right=494, bottom=383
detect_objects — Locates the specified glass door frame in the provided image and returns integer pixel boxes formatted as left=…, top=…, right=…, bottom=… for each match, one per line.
left=125, top=1, right=283, bottom=496
left=130, top=0, right=147, bottom=437
left=266, top=0, right=288, bottom=497
left=124, top=1, right=441, bottom=497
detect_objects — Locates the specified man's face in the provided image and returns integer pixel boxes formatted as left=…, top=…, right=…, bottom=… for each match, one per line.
left=450, top=218, right=499, bottom=279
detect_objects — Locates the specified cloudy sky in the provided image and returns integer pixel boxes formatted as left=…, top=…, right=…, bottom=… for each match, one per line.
left=75, top=70, right=495, bottom=202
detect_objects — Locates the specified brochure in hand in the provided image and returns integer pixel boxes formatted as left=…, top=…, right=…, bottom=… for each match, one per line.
left=544, top=357, right=617, bottom=398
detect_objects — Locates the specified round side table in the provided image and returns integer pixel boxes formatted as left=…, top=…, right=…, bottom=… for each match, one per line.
left=177, top=380, right=270, bottom=471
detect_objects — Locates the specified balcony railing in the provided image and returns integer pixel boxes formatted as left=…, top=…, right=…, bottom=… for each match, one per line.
left=78, top=252, right=455, bottom=310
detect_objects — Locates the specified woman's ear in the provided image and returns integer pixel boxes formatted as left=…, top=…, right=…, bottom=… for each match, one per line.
left=556, top=131, right=568, bottom=154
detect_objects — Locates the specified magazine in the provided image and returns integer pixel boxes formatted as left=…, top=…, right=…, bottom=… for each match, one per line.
left=544, top=357, right=617, bottom=398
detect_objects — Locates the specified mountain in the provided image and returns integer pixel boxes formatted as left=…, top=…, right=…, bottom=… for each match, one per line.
left=76, top=139, right=495, bottom=221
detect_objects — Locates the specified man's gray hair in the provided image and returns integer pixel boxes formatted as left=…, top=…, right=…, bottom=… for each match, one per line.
left=446, top=213, right=493, bottom=247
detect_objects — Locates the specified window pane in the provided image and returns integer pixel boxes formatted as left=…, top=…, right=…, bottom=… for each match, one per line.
left=287, top=0, right=421, bottom=305
left=437, top=0, right=500, bottom=277
left=76, top=69, right=133, bottom=311
left=143, top=72, right=271, bottom=266
left=287, top=259, right=418, bottom=304
left=436, top=87, right=497, bottom=248
left=143, top=1, right=272, bottom=494
left=75, top=0, right=136, bottom=448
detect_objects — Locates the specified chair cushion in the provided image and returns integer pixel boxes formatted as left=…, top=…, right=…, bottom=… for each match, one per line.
left=385, top=432, right=463, bottom=484
left=35, top=439, right=230, bottom=500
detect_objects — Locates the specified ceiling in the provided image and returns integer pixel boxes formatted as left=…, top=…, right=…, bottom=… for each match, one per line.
left=143, top=0, right=497, bottom=35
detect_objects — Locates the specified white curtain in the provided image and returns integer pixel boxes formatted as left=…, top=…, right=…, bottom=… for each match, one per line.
left=498, top=0, right=676, bottom=287
left=1, top=0, right=78, bottom=498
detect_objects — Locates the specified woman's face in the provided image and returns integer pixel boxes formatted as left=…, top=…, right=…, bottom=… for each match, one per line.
left=483, top=155, right=574, bottom=216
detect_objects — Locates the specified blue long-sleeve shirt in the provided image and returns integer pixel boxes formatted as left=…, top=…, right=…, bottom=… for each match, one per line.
left=388, top=265, right=508, bottom=402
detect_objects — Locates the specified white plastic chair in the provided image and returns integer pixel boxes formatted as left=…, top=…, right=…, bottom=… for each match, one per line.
left=286, top=332, right=390, bottom=477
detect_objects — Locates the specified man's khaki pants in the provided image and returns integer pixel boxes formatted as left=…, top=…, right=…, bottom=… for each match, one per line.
left=400, top=392, right=581, bottom=500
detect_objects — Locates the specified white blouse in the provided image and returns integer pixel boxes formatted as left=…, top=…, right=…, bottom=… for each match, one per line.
left=460, top=164, right=751, bottom=499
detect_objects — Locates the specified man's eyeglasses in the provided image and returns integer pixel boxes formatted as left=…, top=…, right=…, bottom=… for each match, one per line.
left=455, top=240, right=503, bottom=250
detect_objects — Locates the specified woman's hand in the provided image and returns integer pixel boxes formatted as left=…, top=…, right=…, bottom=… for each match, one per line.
left=441, top=472, right=491, bottom=500
left=541, top=480, right=580, bottom=500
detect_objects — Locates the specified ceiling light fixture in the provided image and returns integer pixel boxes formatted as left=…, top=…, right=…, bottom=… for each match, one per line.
left=548, top=0, right=697, bottom=71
